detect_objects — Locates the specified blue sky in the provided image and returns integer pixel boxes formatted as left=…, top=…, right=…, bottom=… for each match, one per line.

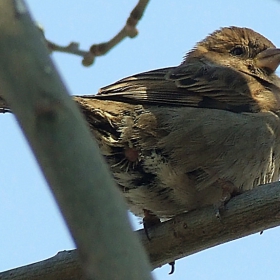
left=1, top=1, right=280, bottom=279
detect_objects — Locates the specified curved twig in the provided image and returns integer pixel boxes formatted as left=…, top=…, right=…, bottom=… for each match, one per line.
left=45, top=0, right=150, bottom=66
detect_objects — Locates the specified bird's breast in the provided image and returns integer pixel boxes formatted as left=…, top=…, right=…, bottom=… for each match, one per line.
left=77, top=98, right=280, bottom=218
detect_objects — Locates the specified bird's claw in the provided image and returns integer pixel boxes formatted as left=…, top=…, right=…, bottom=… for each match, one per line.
left=168, top=261, right=175, bottom=275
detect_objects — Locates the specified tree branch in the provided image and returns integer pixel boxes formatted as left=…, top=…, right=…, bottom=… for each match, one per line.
left=0, top=251, right=82, bottom=280
left=1, top=182, right=280, bottom=279
left=0, top=1, right=152, bottom=279
left=144, top=181, right=280, bottom=267
left=1, top=1, right=280, bottom=279
left=44, top=0, right=150, bottom=66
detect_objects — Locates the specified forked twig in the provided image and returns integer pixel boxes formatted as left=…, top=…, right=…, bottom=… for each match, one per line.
left=45, top=0, right=150, bottom=66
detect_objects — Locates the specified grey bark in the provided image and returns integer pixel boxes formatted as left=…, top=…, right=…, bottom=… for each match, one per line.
left=0, top=1, right=152, bottom=279
left=1, top=182, right=280, bottom=279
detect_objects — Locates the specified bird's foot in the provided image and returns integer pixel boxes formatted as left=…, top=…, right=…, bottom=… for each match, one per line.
left=213, top=201, right=225, bottom=220
left=214, top=179, right=239, bottom=219
left=142, top=210, right=176, bottom=274
left=143, top=209, right=161, bottom=241
left=168, top=261, right=175, bottom=275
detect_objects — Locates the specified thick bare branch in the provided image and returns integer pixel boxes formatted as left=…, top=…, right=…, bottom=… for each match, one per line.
left=0, top=1, right=152, bottom=279
left=144, top=181, right=280, bottom=267
left=1, top=182, right=280, bottom=279
left=0, top=251, right=82, bottom=280
left=45, top=0, right=150, bottom=66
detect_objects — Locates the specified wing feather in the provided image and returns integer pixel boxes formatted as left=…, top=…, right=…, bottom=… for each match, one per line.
left=84, top=63, right=259, bottom=113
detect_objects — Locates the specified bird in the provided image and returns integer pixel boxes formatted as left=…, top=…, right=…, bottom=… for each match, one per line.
left=75, top=26, right=280, bottom=221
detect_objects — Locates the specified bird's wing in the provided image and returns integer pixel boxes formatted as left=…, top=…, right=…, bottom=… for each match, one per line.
left=88, top=62, right=259, bottom=113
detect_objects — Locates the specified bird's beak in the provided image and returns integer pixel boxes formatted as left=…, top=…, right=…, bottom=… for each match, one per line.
left=255, top=48, right=280, bottom=72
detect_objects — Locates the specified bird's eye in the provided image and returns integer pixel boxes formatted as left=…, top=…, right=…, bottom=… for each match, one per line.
left=230, top=46, right=244, bottom=56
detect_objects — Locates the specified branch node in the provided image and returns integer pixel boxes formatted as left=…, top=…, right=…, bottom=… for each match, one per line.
left=124, top=25, right=138, bottom=38
left=90, top=43, right=108, bottom=56
left=41, top=0, right=150, bottom=66
left=82, top=52, right=95, bottom=67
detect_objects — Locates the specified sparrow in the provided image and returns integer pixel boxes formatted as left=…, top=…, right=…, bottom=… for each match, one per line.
left=75, top=26, right=280, bottom=220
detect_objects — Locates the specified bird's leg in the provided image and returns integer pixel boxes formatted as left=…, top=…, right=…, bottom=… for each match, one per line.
left=142, top=209, right=176, bottom=274
left=142, top=209, right=161, bottom=241
left=214, top=179, right=239, bottom=219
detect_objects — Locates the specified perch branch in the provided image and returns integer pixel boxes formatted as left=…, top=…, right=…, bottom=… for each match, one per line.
left=1, top=182, right=280, bottom=279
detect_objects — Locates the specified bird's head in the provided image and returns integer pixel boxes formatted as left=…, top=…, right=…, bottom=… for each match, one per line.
left=164, top=27, right=280, bottom=112
left=186, top=26, right=280, bottom=84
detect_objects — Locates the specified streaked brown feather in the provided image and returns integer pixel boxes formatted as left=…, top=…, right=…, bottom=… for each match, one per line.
left=74, top=27, right=280, bottom=218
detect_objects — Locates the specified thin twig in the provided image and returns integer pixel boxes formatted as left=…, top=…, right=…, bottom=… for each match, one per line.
left=45, top=0, right=150, bottom=66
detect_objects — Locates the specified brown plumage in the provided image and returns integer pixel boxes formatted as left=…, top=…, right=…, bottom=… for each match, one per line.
left=75, top=26, right=280, bottom=218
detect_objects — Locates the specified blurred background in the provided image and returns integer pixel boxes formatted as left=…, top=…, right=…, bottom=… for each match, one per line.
left=1, top=1, right=280, bottom=279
